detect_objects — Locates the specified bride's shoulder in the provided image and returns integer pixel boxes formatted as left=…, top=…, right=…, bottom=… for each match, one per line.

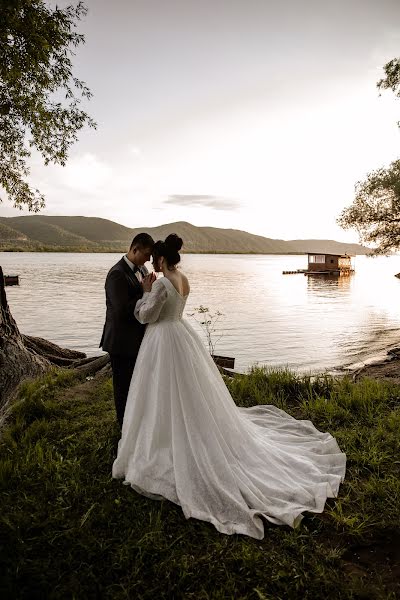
left=151, top=277, right=169, bottom=298
left=179, top=271, right=190, bottom=294
left=180, top=271, right=189, bottom=284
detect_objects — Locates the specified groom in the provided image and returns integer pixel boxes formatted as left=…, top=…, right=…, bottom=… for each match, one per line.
left=100, top=233, right=155, bottom=427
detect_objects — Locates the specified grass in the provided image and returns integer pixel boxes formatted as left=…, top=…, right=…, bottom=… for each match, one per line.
left=1, top=367, right=400, bottom=599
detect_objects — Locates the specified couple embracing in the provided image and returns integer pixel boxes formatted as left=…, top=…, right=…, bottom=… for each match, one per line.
left=101, top=233, right=346, bottom=540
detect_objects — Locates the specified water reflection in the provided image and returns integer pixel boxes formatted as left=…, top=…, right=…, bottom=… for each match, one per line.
left=306, top=273, right=352, bottom=297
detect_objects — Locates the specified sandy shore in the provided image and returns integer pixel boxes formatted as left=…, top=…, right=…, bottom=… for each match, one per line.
left=352, top=347, right=400, bottom=383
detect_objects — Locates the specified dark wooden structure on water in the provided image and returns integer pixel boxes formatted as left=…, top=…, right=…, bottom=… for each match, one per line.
left=307, top=253, right=354, bottom=275
left=4, top=274, right=19, bottom=286
left=212, top=354, right=235, bottom=369
left=283, top=254, right=355, bottom=275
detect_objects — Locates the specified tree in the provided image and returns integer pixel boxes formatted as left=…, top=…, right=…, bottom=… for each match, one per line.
left=338, top=58, right=400, bottom=254
left=377, top=58, right=400, bottom=107
left=338, top=159, right=400, bottom=255
left=0, top=0, right=96, bottom=211
left=0, top=265, right=48, bottom=407
left=0, top=2, right=105, bottom=410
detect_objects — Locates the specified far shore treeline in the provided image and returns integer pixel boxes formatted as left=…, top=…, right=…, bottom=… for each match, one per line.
left=0, top=216, right=369, bottom=255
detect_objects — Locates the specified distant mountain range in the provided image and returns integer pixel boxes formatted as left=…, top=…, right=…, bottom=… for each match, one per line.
left=0, top=215, right=369, bottom=255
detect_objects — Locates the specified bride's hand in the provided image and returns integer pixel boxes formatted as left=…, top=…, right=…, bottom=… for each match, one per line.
left=142, top=272, right=156, bottom=292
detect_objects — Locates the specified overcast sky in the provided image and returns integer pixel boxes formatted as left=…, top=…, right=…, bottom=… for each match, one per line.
left=1, top=0, right=400, bottom=241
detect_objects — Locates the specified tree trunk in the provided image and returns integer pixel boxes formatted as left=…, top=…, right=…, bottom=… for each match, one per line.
left=0, top=266, right=49, bottom=407
left=21, top=334, right=86, bottom=366
left=0, top=265, right=110, bottom=410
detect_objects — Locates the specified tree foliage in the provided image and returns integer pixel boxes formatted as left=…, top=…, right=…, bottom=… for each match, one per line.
left=0, top=0, right=96, bottom=211
left=338, top=58, right=400, bottom=254
left=338, top=159, right=400, bottom=255
left=377, top=57, right=400, bottom=101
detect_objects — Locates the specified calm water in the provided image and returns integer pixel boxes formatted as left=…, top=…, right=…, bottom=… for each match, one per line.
left=3, top=252, right=400, bottom=373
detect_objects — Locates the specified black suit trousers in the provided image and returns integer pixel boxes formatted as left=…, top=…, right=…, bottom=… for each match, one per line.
left=109, top=354, right=138, bottom=427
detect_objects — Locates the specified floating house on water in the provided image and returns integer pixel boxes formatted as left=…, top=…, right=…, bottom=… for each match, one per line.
left=283, top=253, right=355, bottom=275
left=306, top=253, right=355, bottom=275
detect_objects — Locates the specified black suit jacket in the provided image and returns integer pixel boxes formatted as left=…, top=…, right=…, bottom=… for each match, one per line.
left=100, top=258, right=148, bottom=357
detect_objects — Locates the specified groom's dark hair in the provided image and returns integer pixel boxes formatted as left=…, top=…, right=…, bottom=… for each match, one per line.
left=130, top=233, right=154, bottom=250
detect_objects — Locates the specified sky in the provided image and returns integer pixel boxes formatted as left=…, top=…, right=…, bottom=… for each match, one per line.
left=1, top=0, right=400, bottom=241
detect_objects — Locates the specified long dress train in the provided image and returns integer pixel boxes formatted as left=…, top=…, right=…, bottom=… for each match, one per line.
left=112, top=277, right=346, bottom=539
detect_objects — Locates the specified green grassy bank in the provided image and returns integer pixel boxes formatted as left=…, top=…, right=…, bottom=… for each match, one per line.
left=1, top=368, right=399, bottom=599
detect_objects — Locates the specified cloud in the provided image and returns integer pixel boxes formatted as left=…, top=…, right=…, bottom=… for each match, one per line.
left=56, top=153, right=113, bottom=194
left=165, top=194, right=239, bottom=210
left=128, top=144, right=142, bottom=157
left=28, top=152, right=113, bottom=198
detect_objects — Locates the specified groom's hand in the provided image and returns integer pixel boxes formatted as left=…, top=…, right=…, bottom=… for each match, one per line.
left=142, top=272, right=156, bottom=292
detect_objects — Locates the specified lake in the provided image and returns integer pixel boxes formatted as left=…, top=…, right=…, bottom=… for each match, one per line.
left=2, top=252, right=400, bottom=373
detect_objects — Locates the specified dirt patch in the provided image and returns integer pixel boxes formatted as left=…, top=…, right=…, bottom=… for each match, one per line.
left=341, top=528, right=400, bottom=595
left=354, top=353, right=400, bottom=384
left=60, top=370, right=111, bottom=401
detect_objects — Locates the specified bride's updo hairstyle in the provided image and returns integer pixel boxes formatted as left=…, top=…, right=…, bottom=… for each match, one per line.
left=153, top=233, right=183, bottom=271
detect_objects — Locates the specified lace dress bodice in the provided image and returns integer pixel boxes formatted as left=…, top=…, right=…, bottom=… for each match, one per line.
left=135, top=277, right=188, bottom=324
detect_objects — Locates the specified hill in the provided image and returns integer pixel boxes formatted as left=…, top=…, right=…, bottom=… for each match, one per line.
left=0, top=215, right=369, bottom=254
left=286, top=238, right=368, bottom=256
left=0, top=221, right=29, bottom=242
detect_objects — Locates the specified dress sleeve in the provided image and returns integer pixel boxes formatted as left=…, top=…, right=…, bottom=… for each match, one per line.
left=134, top=280, right=168, bottom=324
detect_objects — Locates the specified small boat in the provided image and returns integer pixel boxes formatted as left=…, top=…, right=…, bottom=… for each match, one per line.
left=212, top=354, right=235, bottom=369
left=4, top=275, right=19, bottom=286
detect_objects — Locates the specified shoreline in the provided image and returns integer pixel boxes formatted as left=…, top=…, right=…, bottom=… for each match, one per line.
left=0, top=248, right=370, bottom=256
left=221, top=346, right=400, bottom=381
left=333, top=346, right=400, bottom=383
left=351, top=348, right=400, bottom=383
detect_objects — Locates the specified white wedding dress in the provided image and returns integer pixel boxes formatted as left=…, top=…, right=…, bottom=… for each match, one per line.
left=112, top=277, right=346, bottom=539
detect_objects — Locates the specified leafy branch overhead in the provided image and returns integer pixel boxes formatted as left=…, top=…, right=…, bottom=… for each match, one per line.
left=0, top=0, right=96, bottom=211
left=338, top=58, right=400, bottom=255
left=377, top=58, right=400, bottom=100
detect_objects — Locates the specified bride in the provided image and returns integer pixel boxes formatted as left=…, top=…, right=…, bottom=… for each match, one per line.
left=112, top=234, right=346, bottom=539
